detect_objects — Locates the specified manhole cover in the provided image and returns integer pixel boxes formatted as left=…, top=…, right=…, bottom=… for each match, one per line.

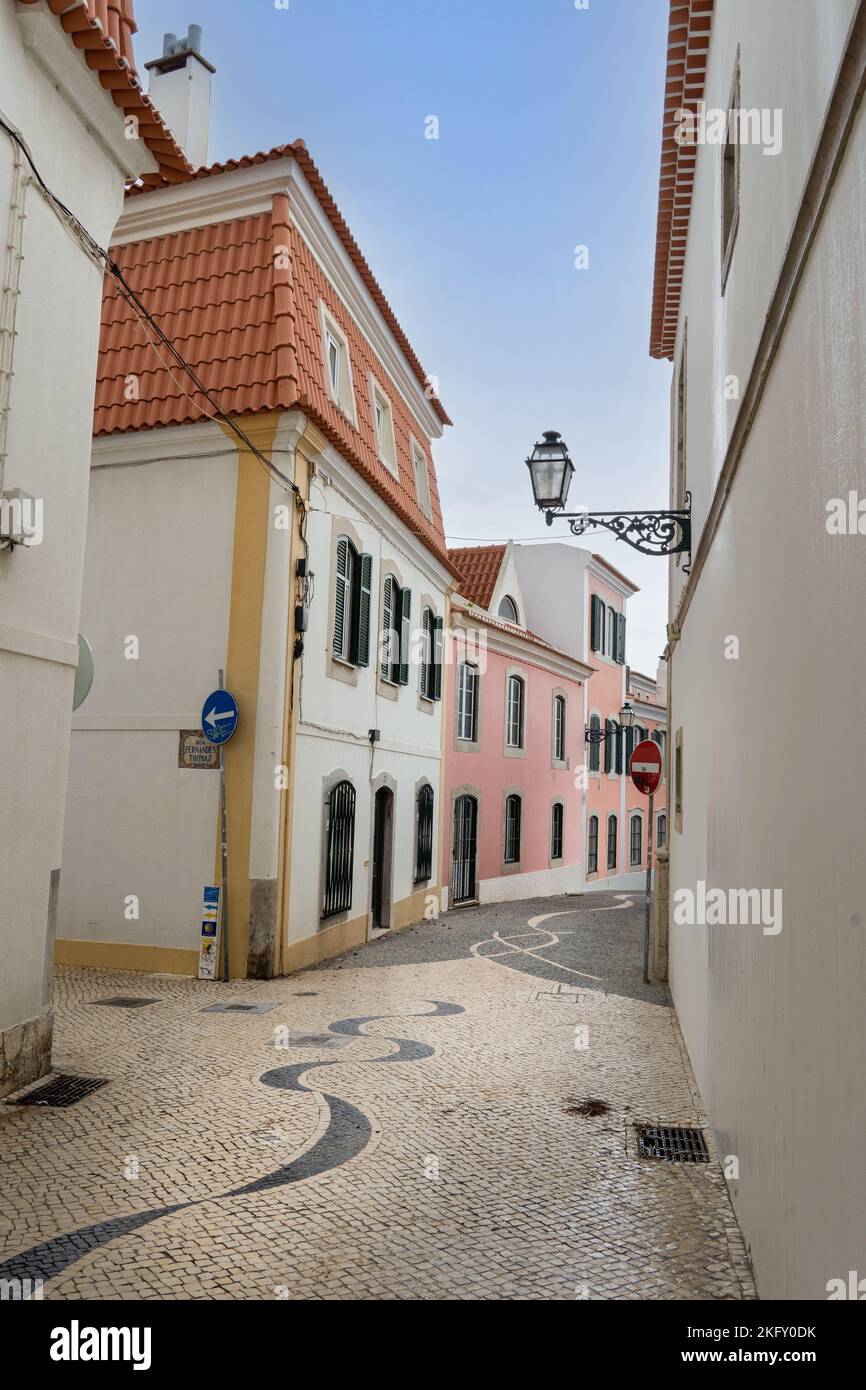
left=636, top=1124, right=709, bottom=1163
left=201, top=1001, right=277, bottom=1014
left=7, top=1074, right=108, bottom=1108
left=92, top=997, right=160, bottom=1008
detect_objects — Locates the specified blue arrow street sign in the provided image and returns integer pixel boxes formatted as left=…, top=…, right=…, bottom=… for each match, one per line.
left=201, top=689, right=239, bottom=746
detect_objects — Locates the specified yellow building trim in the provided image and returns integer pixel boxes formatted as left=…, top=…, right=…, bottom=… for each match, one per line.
left=55, top=939, right=198, bottom=976
left=391, top=884, right=439, bottom=932
left=218, top=412, right=282, bottom=978
left=281, top=912, right=367, bottom=975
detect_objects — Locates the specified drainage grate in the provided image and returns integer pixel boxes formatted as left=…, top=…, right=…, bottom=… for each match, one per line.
left=7, top=1074, right=108, bottom=1108
left=92, top=997, right=160, bottom=1008
left=201, top=1001, right=277, bottom=1015
left=636, top=1124, right=710, bottom=1163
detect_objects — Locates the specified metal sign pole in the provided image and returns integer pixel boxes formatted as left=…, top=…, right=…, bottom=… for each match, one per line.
left=643, top=790, right=654, bottom=984
left=218, top=668, right=229, bottom=983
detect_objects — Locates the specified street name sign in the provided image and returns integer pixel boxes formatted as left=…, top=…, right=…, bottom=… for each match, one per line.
left=201, top=689, right=239, bottom=746
left=630, top=738, right=662, bottom=796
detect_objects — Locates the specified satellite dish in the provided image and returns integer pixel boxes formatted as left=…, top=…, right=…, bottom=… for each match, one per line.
left=73, top=633, right=95, bottom=710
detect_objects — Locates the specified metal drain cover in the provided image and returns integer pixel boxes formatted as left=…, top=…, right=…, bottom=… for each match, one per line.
left=201, top=1001, right=277, bottom=1014
left=92, top=996, right=160, bottom=1008
left=7, top=1074, right=108, bottom=1108
left=636, top=1124, right=709, bottom=1163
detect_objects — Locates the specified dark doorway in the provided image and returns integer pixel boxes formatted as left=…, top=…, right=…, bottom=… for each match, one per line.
left=371, top=786, right=394, bottom=929
left=451, top=794, right=478, bottom=905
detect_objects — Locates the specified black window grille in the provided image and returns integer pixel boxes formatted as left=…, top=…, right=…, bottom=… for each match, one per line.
left=504, top=794, right=522, bottom=864
left=551, top=802, right=564, bottom=860
left=657, top=813, right=667, bottom=848
left=607, top=814, right=617, bottom=869
left=588, top=814, right=599, bottom=873
left=415, top=784, right=434, bottom=883
left=630, top=814, right=642, bottom=867
left=323, top=779, right=356, bottom=917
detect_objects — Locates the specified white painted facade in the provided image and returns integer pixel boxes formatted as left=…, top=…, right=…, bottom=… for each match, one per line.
left=662, top=0, right=866, bottom=1298
left=0, top=1, right=156, bottom=1093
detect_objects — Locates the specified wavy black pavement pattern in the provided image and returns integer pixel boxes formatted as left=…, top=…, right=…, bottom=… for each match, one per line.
left=0, top=999, right=463, bottom=1289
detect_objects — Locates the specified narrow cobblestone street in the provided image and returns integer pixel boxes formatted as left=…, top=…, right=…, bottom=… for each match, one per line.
left=0, top=895, right=755, bottom=1301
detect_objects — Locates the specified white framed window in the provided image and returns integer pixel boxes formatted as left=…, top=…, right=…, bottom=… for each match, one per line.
left=506, top=675, right=524, bottom=749
left=369, top=376, right=398, bottom=477
left=498, top=594, right=520, bottom=624
left=318, top=301, right=356, bottom=423
left=606, top=606, right=616, bottom=657
left=553, top=694, right=566, bottom=762
left=457, top=662, right=478, bottom=742
left=410, top=436, right=433, bottom=519
left=630, top=813, right=643, bottom=867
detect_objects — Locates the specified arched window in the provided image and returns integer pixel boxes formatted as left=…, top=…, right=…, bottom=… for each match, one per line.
left=504, top=793, right=522, bottom=864
left=506, top=675, right=525, bottom=748
left=607, top=814, right=617, bottom=869
left=553, top=694, right=566, bottom=762
left=657, top=812, right=667, bottom=848
left=323, top=779, right=356, bottom=917
left=588, top=713, right=601, bottom=773
left=630, top=813, right=642, bottom=867
left=587, top=814, right=599, bottom=874
left=551, top=802, right=564, bottom=860
left=457, top=662, right=478, bottom=742
left=498, top=594, right=520, bottom=624
left=415, top=784, right=434, bottom=883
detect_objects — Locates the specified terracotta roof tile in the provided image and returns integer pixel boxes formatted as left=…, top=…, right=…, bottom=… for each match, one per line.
left=125, top=141, right=450, bottom=426
left=649, top=0, right=715, bottom=359
left=18, top=0, right=192, bottom=185
left=447, top=545, right=506, bottom=608
left=94, top=197, right=454, bottom=572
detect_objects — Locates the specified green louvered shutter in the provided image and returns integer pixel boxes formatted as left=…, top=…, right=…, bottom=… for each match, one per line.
left=398, top=587, right=411, bottom=685
left=352, top=552, right=373, bottom=666
left=433, top=615, right=444, bottom=700
left=616, top=612, right=626, bottom=664
left=604, top=720, right=613, bottom=773
left=590, top=595, right=600, bottom=652
left=380, top=576, right=393, bottom=680
left=334, top=536, right=349, bottom=658
left=615, top=724, right=623, bottom=774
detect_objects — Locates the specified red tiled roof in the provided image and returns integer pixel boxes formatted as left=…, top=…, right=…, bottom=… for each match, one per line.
left=447, top=545, right=506, bottom=608
left=95, top=194, right=453, bottom=570
left=452, top=603, right=591, bottom=673
left=127, top=141, right=450, bottom=427
left=649, top=0, right=715, bottom=360
left=18, top=0, right=191, bottom=186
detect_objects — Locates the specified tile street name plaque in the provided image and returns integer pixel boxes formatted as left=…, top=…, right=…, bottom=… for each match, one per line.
left=179, top=730, right=220, bottom=769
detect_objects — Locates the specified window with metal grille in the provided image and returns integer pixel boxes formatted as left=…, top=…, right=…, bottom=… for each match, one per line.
left=323, top=780, right=356, bottom=917
left=506, top=675, right=524, bottom=748
left=457, top=662, right=478, bottom=742
left=550, top=802, right=564, bottom=860
left=587, top=814, right=598, bottom=874
left=415, top=784, right=434, bottom=883
left=657, top=812, right=667, bottom=848
left=607, top=814, right=617, bottom=869
left=588, top=714, right=601, bottom=773
left=504, top=793, right=522, bottom=864
left=630, top=813, right=642, bottom=867
left=553, top=694, right=566, bottom=762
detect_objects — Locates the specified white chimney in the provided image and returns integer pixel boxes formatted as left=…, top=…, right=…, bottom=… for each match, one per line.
left=145, top=24, right=214, bottom=170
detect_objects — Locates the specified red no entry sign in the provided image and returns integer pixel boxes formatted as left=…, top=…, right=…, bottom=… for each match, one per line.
left=630, top=739, right=662, bottom=796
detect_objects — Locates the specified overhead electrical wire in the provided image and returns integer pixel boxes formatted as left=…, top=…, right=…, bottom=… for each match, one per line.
left=0, top=114, right=299, bottom=498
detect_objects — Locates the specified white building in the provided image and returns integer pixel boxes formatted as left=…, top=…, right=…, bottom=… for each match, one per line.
left=59, top=58, right=455, bottom=977
left=650, top=0, right=866, bottom=1297
left=0, top=0, right=187, bottom=1096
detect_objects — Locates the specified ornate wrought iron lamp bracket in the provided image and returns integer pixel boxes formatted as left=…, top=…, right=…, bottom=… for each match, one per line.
left=545, top=492, right=691, bottom=573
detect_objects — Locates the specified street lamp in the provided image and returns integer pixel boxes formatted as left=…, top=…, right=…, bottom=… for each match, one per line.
left=585, top=701, right=635, bottom=746
left=525, top=430, right=691, bottom=569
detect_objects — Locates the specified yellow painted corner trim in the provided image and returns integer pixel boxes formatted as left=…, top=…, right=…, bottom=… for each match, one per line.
left=55, top=939, right=199, bottom=977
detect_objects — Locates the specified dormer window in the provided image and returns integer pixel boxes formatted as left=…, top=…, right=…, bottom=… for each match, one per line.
left=411, top=438, right=433, bottom=519
left=498, top=595, right=519, bottom=624
left=319, top=301, right=356, bottom=423
left=326, top=331, right=340, bottom=395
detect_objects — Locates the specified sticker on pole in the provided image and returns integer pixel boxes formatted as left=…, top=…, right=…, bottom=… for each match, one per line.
left=201, top=689, right=239, bottom=745
left=630, top=739, right=662, bottom=796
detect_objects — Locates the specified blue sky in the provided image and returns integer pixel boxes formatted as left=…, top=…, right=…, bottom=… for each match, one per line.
left=135, top=0, right=672, bottom=675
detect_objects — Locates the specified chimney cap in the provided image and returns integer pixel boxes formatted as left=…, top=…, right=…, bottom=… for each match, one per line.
left=145, top=23, right=215, bottom=75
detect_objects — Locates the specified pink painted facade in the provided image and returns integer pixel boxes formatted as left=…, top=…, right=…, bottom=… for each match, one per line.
left=441, top=544, right=592, bottom=905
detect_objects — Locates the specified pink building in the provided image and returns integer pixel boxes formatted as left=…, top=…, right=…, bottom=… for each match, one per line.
left=442, top=545, right=593, bottom=907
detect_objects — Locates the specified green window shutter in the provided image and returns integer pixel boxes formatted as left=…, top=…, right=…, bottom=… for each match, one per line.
left=352, top=552, right=373, bottom=666
left=334, top=536, right=349, bottom=658
left=590, top=595, right=600, bottom=652
left=433, top=615, right=444, bottom=700
left=604, top=720, right=613, bottom=773
left=398, top=587, right=412, bottom=685
left=616, top=612, right=626, bottom=664
left=380, top=576, right=393, bottom=680
left=615, top=724, right=623, bottom=774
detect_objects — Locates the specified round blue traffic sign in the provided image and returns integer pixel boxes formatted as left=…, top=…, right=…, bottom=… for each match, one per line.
left=201, top=689, right=239, bottom=745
